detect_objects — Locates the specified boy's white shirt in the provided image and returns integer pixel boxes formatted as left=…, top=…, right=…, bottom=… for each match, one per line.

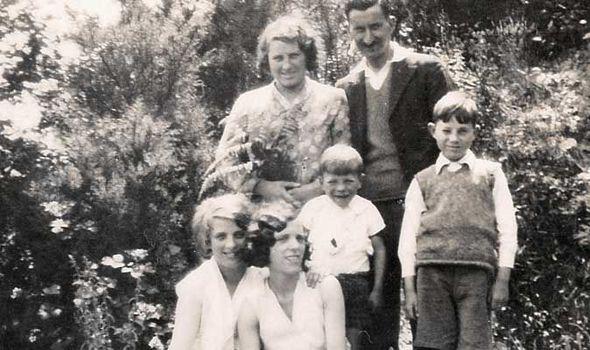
left=298, top=194, right=385, bottom=275
left=398, top=150, right=518, bottom=278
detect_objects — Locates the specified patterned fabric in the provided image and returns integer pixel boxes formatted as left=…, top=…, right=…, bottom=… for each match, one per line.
left=201, top=77, right=350, bottom=197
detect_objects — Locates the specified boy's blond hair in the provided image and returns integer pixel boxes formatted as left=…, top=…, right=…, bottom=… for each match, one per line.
left=320, top=144, right=364, bottom=175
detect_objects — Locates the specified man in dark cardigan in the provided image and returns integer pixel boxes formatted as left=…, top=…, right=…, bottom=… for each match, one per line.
left=336, top=1, right=454, bottom=348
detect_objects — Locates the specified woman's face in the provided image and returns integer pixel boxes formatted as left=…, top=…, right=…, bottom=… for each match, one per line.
left=267, top=40, right=307, bottom=92
left=209, top=217, right=247, bottom=270
left=269, top=220, right=307, bottom=275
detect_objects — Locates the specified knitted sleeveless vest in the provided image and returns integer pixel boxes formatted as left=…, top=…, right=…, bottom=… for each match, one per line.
left=415, top=163, right=497, bottom=272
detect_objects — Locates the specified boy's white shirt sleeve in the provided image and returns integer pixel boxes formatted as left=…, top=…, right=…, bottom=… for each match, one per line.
left=366, top=202, right=386, bottom=236
left=492, top=165, right=519, bottom=268
left=297, top=199, right=315, bottom=229
left=398, top=178, right=425, bottom=278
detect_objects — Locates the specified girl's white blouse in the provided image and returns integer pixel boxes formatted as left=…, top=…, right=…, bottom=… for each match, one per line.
left=169, top=259, right=265, bottom=350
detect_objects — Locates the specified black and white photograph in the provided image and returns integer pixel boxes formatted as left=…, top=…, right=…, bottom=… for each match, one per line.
left=1, top=0, right=589, bottom=349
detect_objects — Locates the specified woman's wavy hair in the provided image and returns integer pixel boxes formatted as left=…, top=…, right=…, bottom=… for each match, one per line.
left=244, top=201, right=311, bottom=271
left=256, top=14, right=325, bottom=77
left=190, top=194, right=252, bottom=259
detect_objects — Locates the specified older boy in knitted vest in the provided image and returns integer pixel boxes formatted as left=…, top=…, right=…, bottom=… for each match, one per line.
left=398, top=91, right=518, bottom=349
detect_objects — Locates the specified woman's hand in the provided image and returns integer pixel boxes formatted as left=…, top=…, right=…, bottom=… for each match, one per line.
left=254, top=179, right=300, bottom=204
left=288, top=180, right=323, bottom=205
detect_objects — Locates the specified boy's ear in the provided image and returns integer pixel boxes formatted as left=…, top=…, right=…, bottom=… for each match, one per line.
left=427, top=122, right=436, bottom=137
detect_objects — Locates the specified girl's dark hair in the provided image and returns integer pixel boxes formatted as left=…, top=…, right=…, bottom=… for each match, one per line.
left=244, top=202, right=311, bottom=270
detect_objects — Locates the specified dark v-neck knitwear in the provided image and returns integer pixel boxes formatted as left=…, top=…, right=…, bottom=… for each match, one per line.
left=361, top=67, right=406, bottom=201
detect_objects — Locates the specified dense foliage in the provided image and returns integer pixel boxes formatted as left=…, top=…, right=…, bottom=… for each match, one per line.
left=1, top=0, right=589, bottom=348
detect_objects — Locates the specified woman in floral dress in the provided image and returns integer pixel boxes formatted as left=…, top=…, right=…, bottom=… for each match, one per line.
left=201, top=15, right=350, bottom=206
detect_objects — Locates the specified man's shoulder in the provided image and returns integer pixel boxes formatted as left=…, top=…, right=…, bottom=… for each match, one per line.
left=401, top=50, right=445, bottom=71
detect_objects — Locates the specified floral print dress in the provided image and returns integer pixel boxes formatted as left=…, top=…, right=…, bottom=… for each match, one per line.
left=201, top=77, right=350, bottom=198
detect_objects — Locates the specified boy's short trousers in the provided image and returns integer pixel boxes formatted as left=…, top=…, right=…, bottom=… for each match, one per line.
left=415, top=265, right=493, bottom=350
left=336, top=272, right=372, bottom=329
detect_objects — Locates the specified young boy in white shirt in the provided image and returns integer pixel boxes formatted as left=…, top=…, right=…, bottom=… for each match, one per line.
left=398, top=91, right=518, bottom=349
left=298, top=144, right=386, bottom=350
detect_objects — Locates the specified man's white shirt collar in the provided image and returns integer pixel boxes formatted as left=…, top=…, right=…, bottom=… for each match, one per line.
left=435, top=150, right=477, bottom=174
left=351, top=42, right=409, bottom=90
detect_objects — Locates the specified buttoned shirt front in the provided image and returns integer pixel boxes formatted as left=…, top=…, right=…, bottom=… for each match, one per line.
left=299, top=195, right=385, bottom=275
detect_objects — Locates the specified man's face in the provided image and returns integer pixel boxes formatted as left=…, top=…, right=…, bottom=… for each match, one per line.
left=348, top=4, right=393, bottom=66
left=428, top=117, right=476, bottom=162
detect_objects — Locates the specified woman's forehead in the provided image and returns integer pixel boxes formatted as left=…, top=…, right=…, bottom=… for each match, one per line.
left=275, top=220, right=306, bottom=236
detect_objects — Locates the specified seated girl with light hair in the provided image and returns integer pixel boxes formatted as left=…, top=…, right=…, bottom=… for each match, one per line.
left=169, top=194, right=264, bottom=350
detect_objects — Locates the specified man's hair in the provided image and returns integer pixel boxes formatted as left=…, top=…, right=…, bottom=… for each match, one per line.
left=344, top=0, right=391, bottom=19
left=256, top=15, right=325, bottom=75
left=190, top=194, right=251, bottom=259
left=432, top=91, right=480, bottom=126
left=243, top=201, right=310, bottom=270
left=320, top=144, right=364, bottom=176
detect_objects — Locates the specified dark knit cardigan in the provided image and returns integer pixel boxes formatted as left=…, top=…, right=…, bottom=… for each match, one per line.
left=415, top=164, right=498, bottom=272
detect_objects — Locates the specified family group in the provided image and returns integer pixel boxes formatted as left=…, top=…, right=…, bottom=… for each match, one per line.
left=169, top=0, right=518, bottom=349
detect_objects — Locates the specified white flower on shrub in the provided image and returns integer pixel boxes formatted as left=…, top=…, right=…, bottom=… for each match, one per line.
left=50, top=218, right=70, bottom=233
left=8, top=168, right=24, bottom=177
left=133, top=301, right=163, bottom=321
left=126, top=248, right=149, bottom=260
left=42, top=284, right=61, bottom=295
left=148, top=335, right=165, bottom=350
left=121, top=262, right=155, bottom=279
left=11, top=287, right=22, bottom=299
left=101, top=254, right=125, bottom=268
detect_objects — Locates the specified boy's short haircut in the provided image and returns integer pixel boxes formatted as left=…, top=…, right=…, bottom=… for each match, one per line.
left=320, top=144, right=364, bottom=175
left=432, top=91, right=480, bottom=126
left=191, top=193, right=251, bottom=258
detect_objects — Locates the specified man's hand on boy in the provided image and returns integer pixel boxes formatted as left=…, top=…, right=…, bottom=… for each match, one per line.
left=491, top=267, right=512, bottom=309
left=368, top=289, right=383, bottom=311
